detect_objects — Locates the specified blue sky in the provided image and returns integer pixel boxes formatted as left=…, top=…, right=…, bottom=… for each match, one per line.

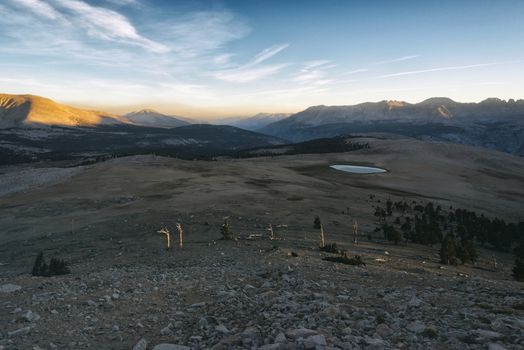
left=0, top=0, right=523, bottom=117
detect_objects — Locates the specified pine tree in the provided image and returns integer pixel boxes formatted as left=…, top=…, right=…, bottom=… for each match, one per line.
left=313, top=216, right=321, bottom=230
left=440, top=234, right=458, bottom=265
left=31, top=252, right=46, bottom=276
left=513, top=240, right=524, bottom=281
left=48, top=258, right=70, bottom=275
left=457, top=240, right=477, bottom=264
left=386, top=199, right=393, bottom=216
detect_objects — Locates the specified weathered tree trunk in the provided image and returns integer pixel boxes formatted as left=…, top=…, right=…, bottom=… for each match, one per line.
left=267, top=224, right=275, bottom=240
left=158, top=228, right=171, bottom=250
left=319, top=224, right=325, bottom=248
left=176, top=223, right=183, bottom=250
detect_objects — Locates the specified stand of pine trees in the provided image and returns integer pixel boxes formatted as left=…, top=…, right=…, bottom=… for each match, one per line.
left=372, top=199, right=523, bottom=280
left=32, top=252, right=70, bottom=277
left=513, top=238, right=524, bottom=281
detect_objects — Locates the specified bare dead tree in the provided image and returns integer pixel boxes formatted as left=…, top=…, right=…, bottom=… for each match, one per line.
left=353, top=220, right=359, bottom=244
left=176, top=223, right=183, bottom=250
left=319, top=224, right=325, bottom=248
left=267, top=224, right=275, bottom=240
left=158, top=227, right=171, bottom=250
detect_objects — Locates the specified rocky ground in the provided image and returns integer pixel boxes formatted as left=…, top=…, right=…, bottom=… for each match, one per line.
left=0, top=217, right=523, bottom=350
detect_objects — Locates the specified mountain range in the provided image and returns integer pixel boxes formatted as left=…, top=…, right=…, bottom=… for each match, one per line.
left=260, top=98, right=524, bottom=155
left=1, top=93, right=524, bottom=162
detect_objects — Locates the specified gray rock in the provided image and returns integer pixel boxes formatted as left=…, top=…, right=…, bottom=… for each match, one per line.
left=0, top=284, right=21, bottom=293
left=364, top=336, right=386, bottom=346
left=407, top=296, right=423, bottom=307
left=21, top=310, right=40, bottom=322
left=215, top=324, right=230, bottom=334
left=160, top=323, right=173, bottom=336
left=198, top=317, right=208, bottom=329
left=274, top=332, right=287, bottom=343
left=152, top=344, right=190, bottom=350
left=487, top=343, right=507, bottom=350
left=472, top=329, right=505, bottom=341
left=375, top=324, right=392, bottom=338
left=304, top=334, right=326, bottom=348
left=8, top=326, right=31, bottom=337
left=258, top=344, right=283, bottom=350
left=286, top=328, right=317, bottom=338
left=132, top=338, right=148, bottom=350
left=406, top=321, right=426, bottom=334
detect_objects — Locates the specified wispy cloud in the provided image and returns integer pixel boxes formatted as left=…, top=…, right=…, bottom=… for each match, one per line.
left=161, top=11, right=250, bottom=58
left=372, top=55, right=418, bottom=65
left=52, top=0, right=168, bottom=53
left=292, top=60, right=336, bottom=86
left=342, top=68, right=369, bottom=75
left=11, top=0, right=63, bottom=20
left=377, top=62, right=500, bottom=79
left=212, top=44, right=290, bottom=83
left=105, top=0, right=140, bottom=6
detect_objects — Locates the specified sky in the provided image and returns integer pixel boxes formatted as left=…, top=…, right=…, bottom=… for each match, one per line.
left=0, top=0, right=523, bottom=118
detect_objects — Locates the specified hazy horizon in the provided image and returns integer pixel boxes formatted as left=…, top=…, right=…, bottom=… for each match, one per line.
left=1, top=0, right=524, bottom=118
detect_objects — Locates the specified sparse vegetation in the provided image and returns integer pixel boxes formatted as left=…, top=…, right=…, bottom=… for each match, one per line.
left=221, top=219, right=234, bottom=240
left=422, top=327, right=439, bottom=338
left=323, top=253, right=365, bottom=266
left=320, top=243, right=341, bottom=254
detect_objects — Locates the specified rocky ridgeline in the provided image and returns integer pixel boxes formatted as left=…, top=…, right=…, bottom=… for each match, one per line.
left=0, top=241, right=523, bottom=350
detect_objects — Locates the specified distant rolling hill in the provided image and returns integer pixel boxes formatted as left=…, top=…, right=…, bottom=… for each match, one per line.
left=0, top=124, right=285, bottom=165
left=260, top=98, right=524, bottom=155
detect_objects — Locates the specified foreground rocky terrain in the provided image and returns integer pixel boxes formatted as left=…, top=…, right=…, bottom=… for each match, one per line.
left=0, top=137, right=523, bottom=349
left=1, top=226, right=523, bottom=350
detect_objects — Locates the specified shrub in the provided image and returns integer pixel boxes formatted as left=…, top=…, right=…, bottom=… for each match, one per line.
left=323, top=253, right=365, bottom=266
left=320, top=243, right=340, bottom=253
left=221, top=220, right=234, bottom=240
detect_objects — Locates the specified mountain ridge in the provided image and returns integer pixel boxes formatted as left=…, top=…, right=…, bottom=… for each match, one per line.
left=260, top=98, right=524, bottom=155
left=0, top=93, right=125, bottom=128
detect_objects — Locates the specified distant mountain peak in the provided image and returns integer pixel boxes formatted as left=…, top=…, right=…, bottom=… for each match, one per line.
left=479, top=97, right=506, bottom=105
left=133, top=108, right=161, bottom=114
left=122, top=108, right=189, bottom=128
left=419, top=97, right=457, bottom=105
left=385, top=100, right=409, bottom=108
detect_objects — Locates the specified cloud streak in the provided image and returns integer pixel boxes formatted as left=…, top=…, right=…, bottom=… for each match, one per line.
left=377, top=62, right=501, bottom=79
left=372, top=55, right=418, bottom=65
left=212, top=44, right=290, bottom=83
